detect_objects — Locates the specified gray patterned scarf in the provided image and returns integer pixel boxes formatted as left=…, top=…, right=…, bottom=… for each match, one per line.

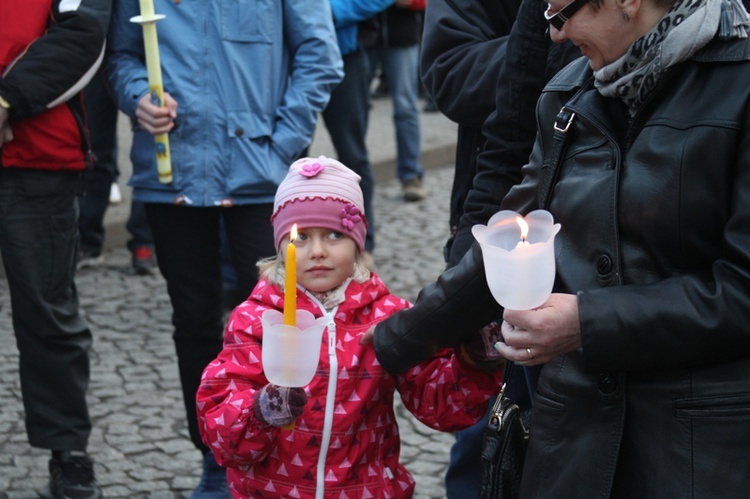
left=594, top=0, right=749, bottom=115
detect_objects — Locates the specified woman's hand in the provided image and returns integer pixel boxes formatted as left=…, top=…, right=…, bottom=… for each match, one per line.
left=136, top=91, right=178, bottom=135
left=494, top=293, right=582, bottom=366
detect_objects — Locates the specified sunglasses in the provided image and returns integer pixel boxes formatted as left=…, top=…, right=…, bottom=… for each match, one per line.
left=544, top=0, right=589, bottom=30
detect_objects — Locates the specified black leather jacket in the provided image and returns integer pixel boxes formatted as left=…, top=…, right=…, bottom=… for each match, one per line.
left=376, top=33, right=750, bottom=497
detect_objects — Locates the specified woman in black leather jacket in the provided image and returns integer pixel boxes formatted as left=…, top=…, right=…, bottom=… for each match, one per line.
left=371, top=0, right=750, bottom=494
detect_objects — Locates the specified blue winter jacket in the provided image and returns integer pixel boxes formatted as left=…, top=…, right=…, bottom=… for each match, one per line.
left=106, top=0, right=343, bottom=206
left=330, top=0, right=394, bottom=56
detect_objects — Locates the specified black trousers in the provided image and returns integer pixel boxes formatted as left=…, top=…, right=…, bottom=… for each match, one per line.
left=0, top=168, right=92, bottom=452
left=145, top=202, right=275, bottom=452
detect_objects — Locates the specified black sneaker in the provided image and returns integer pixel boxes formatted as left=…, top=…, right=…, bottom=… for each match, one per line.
left=49, top=451, right=102, bottom=499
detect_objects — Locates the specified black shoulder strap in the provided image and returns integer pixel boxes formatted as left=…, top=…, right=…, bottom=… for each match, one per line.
left=502, top=360, right=517, bottom=391
left=538, top=107, right=576, bottom=210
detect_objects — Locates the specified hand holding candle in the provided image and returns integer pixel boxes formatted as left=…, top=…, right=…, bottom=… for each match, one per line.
left=131, top=0, right=172, bottom=184
left=283, top=224, right=298, bottom=326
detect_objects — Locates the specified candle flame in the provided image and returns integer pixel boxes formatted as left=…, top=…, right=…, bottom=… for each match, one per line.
left=516, top=216, right=529, bottom=242
left=290, top=224, right=298, bottom=243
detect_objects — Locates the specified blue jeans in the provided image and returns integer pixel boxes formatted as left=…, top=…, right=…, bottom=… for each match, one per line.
left=79, top=70, right=153, bottom=254
left=144, top=202, right=275, bottom=452
left=368, top=44, right=423, bottom=183
left=321, top=48, right=376, bottom=252
left=0, top=168, right=93, bottom=452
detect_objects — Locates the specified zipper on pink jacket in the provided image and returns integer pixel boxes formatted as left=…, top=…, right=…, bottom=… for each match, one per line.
left=315, top=312, right=337, bottom=498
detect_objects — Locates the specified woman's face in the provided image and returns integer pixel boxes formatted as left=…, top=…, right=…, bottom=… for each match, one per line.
left=548, top=0, right=634, bottom=70
left=287, top=227, right=357, bottom=294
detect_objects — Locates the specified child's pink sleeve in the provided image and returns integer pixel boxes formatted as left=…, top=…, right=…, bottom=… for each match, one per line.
left=195, top=305, right=282, bottom=468
left=394, top=348, right=503, bottom=432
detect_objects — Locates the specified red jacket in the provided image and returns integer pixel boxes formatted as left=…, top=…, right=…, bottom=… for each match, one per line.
left=197, top=273, right=502, bottom=498
left=0, top=0, right=110, bottom=170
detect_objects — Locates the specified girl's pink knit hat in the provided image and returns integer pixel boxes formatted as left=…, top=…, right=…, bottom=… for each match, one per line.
left=271, top=156, right=368, bottom=252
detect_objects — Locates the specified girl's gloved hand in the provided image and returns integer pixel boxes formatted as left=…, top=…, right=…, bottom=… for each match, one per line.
left=460, top=321, right=505, bottom=373
left=252, top=384, right=308, bottom=427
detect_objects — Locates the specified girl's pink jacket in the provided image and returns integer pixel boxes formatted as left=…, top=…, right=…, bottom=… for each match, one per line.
left=197, top=273, right=502, bottom=498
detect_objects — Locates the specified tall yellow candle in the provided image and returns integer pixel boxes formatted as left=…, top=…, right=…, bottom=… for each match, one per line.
left=283, top=224, right=298, bottom=326
left=131, top=0, right=172, bottom=183
left=139, top=0, right=154, bottom=16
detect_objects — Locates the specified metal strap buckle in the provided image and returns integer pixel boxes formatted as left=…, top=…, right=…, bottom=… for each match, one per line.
left=554, top=109, right=576, bottom=133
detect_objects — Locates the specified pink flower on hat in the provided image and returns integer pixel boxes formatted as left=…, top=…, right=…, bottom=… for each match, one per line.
left=300, top=162, right=325, bottom=178
left=341, top=204, right=362, bottom=231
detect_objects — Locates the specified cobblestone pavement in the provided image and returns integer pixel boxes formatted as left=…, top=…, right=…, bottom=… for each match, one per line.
left=0, top=165, right=466, bottom=498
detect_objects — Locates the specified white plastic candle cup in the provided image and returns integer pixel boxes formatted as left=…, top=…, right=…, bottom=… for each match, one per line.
left=261, top=309, right=328, bottom=387
left=472, top=210, right=561, bottom=310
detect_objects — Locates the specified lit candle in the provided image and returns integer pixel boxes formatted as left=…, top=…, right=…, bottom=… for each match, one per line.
left=283, top=224, right=298, bottom=326
left=515, top=216, right=531, bottom=249
left=131, top=0, right=172, bottom=183
left=472, top=210, right=561, bottom=310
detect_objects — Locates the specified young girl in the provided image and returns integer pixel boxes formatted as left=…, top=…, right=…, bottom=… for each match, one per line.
left=196, top=156, right=502, bottom=498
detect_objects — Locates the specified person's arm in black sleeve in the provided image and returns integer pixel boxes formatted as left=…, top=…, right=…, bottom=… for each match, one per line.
left=420, top=0, right=520, bottom=126
left=373, top=242, right=502, bottom=375
left=0, top=0, right=111, bottom=120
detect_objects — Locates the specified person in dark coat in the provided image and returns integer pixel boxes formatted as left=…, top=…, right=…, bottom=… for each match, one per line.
left=368, top=0, right=750, bottom=494
left=419, top=0, right=519, bottom=495
left=420, top=0, right=520, bottom=267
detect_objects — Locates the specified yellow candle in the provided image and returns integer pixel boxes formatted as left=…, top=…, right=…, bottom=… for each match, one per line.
left=283, top=224, right=298, bottom=326
left=132, top=0, right=172, bottom=183
left=139, top=0, right=155, bottom=17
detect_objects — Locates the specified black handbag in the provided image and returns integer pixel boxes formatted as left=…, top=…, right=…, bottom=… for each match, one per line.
left=478, top=362, right=529, bottom=499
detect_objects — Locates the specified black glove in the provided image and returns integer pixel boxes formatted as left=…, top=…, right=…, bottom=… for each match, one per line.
left=252, top=384, right=307, bottom=427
